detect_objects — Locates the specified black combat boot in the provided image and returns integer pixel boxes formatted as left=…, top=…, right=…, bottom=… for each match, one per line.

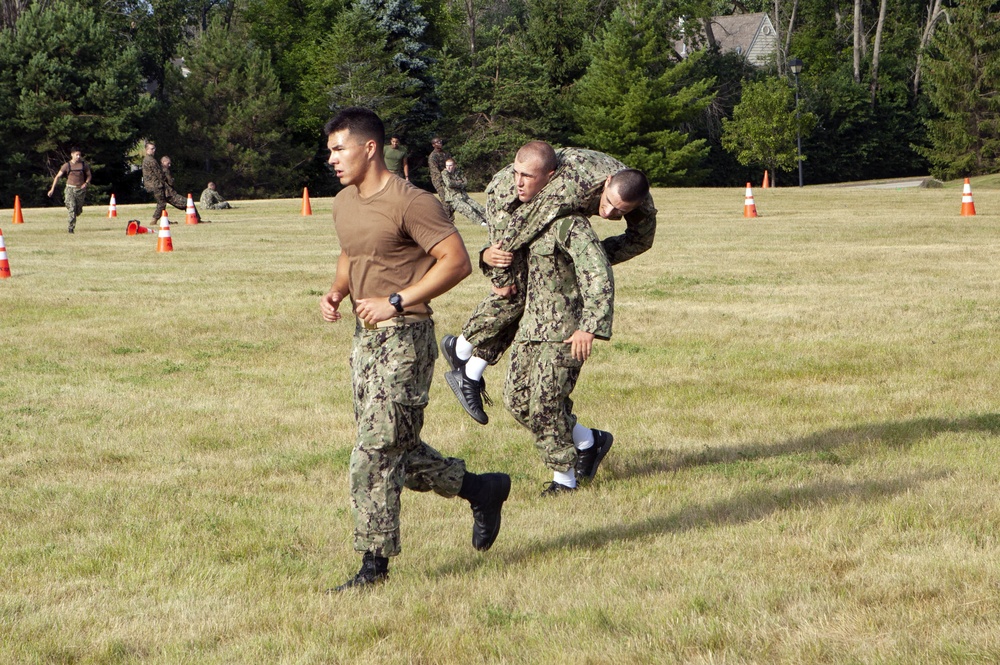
left=575, top=429, right=615, bottom=481
left=459, top=472, right=511, bottom=551
left=445, top=368, right=491, bottom=424
left=331, top=551, right=389, bottom=592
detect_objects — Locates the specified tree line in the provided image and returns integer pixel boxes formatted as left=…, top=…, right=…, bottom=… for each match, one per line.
left=0, top=0, right=996, bottom=206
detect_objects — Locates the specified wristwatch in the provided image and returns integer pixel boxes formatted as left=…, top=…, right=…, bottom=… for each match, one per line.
left=388, top=293, right=404, bottom=313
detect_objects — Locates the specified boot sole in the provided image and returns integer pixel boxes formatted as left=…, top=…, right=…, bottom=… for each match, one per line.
left=583, top=431, right=614, bottom=481
left=474, top=474, right=511, bottom=552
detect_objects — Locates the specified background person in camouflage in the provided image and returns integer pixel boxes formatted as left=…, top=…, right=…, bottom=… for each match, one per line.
left=319, top=107, right=511, bottom=592
left=499, top=157, right=615, bottom=495
left=427, top=137, right=454, bottom=222
left=141, top=142, right=202, bottom=224
left=442, top=158, right=488, bottom=227
left=441, top=145, right=656, bottom=426
left=200, top=182, right=232, bottom=209
left=382, top=135, right=409, bottom=180
left=47, top=147, right=92, bottom=234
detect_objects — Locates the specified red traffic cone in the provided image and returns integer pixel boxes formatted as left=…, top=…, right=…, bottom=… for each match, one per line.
left=156, top=211, right=174, bottom=252
left=108, top=193, right=118, bottom=218
left=743, top=183, right=759, bottom=218
left=185, top=193, right=199, bottom=224
left=960, top=178, right=976, bottom=217
left=762, top=170, right=770, bottom=189
left=301, top=187, right=313, bottom=216
left=12, top=195, right=24, bottom=224
left=0, top=227, right=11, bottom=279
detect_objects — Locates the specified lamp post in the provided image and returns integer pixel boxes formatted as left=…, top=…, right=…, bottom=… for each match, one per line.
left=788, top=58, right=804, bottom=187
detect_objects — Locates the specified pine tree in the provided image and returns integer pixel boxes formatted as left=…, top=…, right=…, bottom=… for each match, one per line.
left=571, top=2, right=716, bottom=186
left=918, top=0, right=1000, bottom=180
left=0, top=0, right=153, bottom=204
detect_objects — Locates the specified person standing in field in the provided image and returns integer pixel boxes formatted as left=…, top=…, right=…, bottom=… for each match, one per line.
left=427, top=136, right=454, bottom=223
left=319, top=107, right=511, bottom=591
left=441, top=145, right=656, bottom=445
left=383, top=135, right=410, bottom=181
left=47, top=147, right=92, bottom=234
left=441, top=158, right=488, bottom=227
left=141, top=142, right=202, bottom=224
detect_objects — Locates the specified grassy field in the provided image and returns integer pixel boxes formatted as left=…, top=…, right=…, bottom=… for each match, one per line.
left=2, top=181, right=1000, bottom=664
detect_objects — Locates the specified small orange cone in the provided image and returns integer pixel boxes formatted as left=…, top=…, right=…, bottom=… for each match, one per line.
left=0, top=227, right=11, bottom=279
left=301, top=187, right=312, bottom=216
left=156, top=211, right=174, bottom=252
left=743, top=183, right=758, bottom=218
left=12, top=195, right=24, bottom=224
left=108, top=193, right=118, bottom=218
left=185, top=193, right=199, bottom=224
left=762, top=170, right=770, bottom=189
left=960, top=178, right=976, bottom=217
left=126, top=220, right=153, bottom=235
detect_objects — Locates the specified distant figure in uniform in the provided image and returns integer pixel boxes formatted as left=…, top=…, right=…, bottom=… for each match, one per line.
left=141, top=142, right=202, bottom=224
left=200, top=182, right=232, bottom=209
left=382, top=135, right=409, bottom=180
left=427, top=137, right=454, bottom=222
left=47, top=147, right=92, bottom=234
left=442, top=158, right=488, bottom=227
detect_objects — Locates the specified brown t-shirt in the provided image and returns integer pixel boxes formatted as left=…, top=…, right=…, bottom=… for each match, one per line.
left=58, top=161, right=92, bottom=188
left=332, top=176, right=456, bottom=316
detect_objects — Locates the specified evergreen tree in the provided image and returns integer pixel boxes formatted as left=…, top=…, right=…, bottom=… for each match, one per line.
left=918, top=0, right=1000, bottom=180
left=0, top=0, right=154, bottom=204
left=721, top=76, right=816, bottom=186
left=572, top=2, right=716, bottom=186
left=163, top=18, right=306, bottom=197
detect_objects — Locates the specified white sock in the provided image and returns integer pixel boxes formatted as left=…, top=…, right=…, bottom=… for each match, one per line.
left=553, top=468, right=577, bottom=488
left=573, top=423, right=594, bottom=450
left=465, top=356, right=488, bottom=382
left=455, top=335, right=473, bottom=361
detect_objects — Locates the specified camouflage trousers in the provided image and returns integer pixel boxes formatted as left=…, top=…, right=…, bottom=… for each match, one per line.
left=448, top=193, right=488, bottom=226
left=461, top=253, right=528, bottom=365
left=64, top=185, right=86, bottom=231
left=153, top=188, right=200, bottom=224
left=504, top=341, right=581, bottom=473
left=433, top=186, right=455, bottom=222
left=349, top=318, right=466, bottom=557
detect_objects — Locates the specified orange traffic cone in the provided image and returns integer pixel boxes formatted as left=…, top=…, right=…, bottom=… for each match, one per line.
left=762, top=170, right=770, bottom=189
left=301, top=187, right=312, bottom=216
left=12, top=195, right=24, bottom=224
left=108, top=193, right=118, bottom=218
left=743, top=183, right=758, bottom=218
left=185, top=193, right=198, bottom=224
left=126, top=220, right=153, bottom=235
left=960, top=178, right=976, bottom=217
left=0, top=227, right=11, bottom=279
left=156, top=211, right=174, bottom=252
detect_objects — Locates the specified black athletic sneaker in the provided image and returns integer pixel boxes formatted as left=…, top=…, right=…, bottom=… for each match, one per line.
left=330, top=552, right=389, bottom=592
left=469, top=473, right=511, bottom=551
left=575, top=429, right=614, bottom=481
left=445, top=368, right=490, bottom=425
left=440, top=334, right=467, bottom=372
left=540, top=481, right=577, bottom=497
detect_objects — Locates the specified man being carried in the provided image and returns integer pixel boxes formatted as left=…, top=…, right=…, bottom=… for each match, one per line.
left=495, top=142, right=616, bottom=495
left=441, top=146, right=656, bottom=432
left=442, top=158, right=488, bottom=227
left=141, top=142, right=202, bottom=225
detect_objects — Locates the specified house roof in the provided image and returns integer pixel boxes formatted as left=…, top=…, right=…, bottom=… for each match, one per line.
left=709, top=12, right=774, bottom=58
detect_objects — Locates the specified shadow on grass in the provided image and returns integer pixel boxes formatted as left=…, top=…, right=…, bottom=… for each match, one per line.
left=612, top=413, right=1000, bottom=480
left=434, top=470, right=946, bottom=578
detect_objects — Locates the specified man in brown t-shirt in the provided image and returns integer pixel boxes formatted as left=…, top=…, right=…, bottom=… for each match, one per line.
left=318, top=107, right=511, bottom=591
left=47, top=147, right=92, bottom=234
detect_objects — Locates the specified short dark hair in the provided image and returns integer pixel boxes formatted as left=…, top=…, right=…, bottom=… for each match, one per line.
left=324, top=107, right=385, bottom=149
left=70, top=147, right=82, bottom=155
left=609, top=168, right=650, bottom=204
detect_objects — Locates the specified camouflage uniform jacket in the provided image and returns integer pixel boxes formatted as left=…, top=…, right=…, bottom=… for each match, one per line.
left=441, top=168, right=467, bottom=201
left=484, top=148, right=657, bottom=287
left=428, top=150, right=450, bottom=192
left=516, top=213, right=614, bottom=343
left=141, top=155, right=165, bottom=193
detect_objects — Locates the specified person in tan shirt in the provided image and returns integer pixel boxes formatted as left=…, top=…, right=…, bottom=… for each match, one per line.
left=47, top=147, right=92, bottom=234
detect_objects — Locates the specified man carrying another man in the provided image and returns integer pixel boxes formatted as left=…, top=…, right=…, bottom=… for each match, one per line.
left=141, top=141, right=203, bottom=225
